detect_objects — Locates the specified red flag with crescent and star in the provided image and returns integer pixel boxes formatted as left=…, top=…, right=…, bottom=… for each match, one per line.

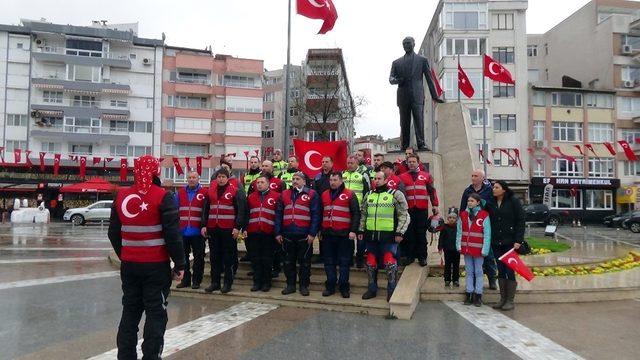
left=618, top=140, right=638, bottom=161
left=484, top=54, right=515, bottom=84
left=39, top=152, right=46, bottom=172
left=499, top=248, right=534, bottom=281
left=79, top=156, right=87, bottom=179
left=53, top=153, right=61, bottom=175
left=297, top=0, right=338, bottom=34
left=430, top=67, right=444, bottom=98
left=603, top=142, right=617, bottom=156
left=293, top=139, right=347, bottom=177
left=458, top=63, right=475, bottom=98
left=120, top=158, right=128, bottom=182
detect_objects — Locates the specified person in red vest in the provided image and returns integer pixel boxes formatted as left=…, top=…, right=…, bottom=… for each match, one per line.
left=456, top=193, right=491, bottom=307
left=248, top=160, right=285, bottom=195
left=399, top=154, right=439, bottom=267
left=320, top=171, right=361, bottom=298
left=174, top=171, right=207, bottom=289
left=200, top=168, right=246, bottom=294
left=243, top=175, right=280, bottom=292
left=376, top=161, right=405, bottom=192
left=394, top=147, right=426, bottom=175
left=275, top=172, right=321, bottom=296
left=218, top=160, right=241, bottom=189
left=108, top=155, right=185, bottom=360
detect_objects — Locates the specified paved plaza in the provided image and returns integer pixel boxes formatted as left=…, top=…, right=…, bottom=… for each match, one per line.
left=0, top=223, right=638, bottom=360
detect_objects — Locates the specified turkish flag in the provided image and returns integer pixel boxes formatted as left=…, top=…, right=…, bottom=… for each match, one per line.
left=53, top=153, right=61, bottom=175
left=294, top=139, right=347, bottom=177
left=636, top=138, right=640, bottom=144
left=478, top=149, right=492, bottom=165
left=458, top=64, right=475, bottom=98
left=553, top=146, right=576, bottom=163
left=39, top=152, right=46, bottom=172
left=79, top=156, right=87, bottom=179
left=93, top=157, right=102, bottom=165
left=24, top=150, right=33, bottom=168
left=542, top=147, right=560, bottom=159
left=513, top=148, right=524, bottom=170
left=573, top=144, right=584, bottom=156
left=585, top=143, right=598, bottom=158
left=484, top=54, right=515, bottom=84
left=499, top=248, right=534, bottom=282
left=120, top=158, right=128, bottom=181
left=172, top=157, right=184, bottom=175
left=185, top=157, right=191, bottom=172
left=105, top=157, right=114, bottom=170
left=499, top=148, right=518, bottom=166
left=14, top=148, right=21, bottom=163
left=243, top=151, right=250, bottom=159
left=297, top=0, right=338, bottom=34
left=430, top=67, right=444, bottom=98
left=618, top=140, right=638, bottom=161
left=196, top=156, right=203, bottom=176
left=603, top=142, right=617, bottom=156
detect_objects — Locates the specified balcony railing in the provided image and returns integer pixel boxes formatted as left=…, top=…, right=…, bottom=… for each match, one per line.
left=36, top=98, right=130, bottom=110
left=32, top=72, right=131, bottom=86
left=38, top=46, right=129, bottom=61
left=176, top=77, right=212, bottom=85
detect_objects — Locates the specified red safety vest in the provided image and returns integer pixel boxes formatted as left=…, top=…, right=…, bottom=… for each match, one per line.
left=251, top=176, right=284, bottom=194
left=177, top=186, right=207, bottom=229
left=400, top=171, right=434, bottom=210
left=115, top=185, right=169, bottom=263
left=206, top=184, right=237, bottom=229
left=321, top=188, right=353, bottom=231
left=282, top=188, right=315, bottom=228
left=460, top=209, right=489, bottom=257
left=374, top=174, right=402, bottom=191
left=246, top=190, right=279, bottom=234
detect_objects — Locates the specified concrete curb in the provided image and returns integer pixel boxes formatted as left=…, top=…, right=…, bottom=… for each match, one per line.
left=389, top=263, right=428, bottom=320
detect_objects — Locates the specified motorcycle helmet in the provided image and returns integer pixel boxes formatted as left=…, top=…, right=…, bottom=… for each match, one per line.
left=427, top=214, right=445, bottom=233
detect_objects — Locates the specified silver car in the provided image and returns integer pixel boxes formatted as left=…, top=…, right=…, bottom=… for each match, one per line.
left=63, top=200, right=113, bottom=225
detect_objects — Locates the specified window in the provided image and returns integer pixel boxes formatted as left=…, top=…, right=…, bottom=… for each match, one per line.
left=585, top=190, right=613, bottom=210
left=177, top=71, right=209, bottom=84
left=264, top=92, right=275, bottom=102
left=173, top=118, right=211, bottom=134
left=533, top=159, right=545, bottom=177
left=167, top=95, right=175, bottom=107
left=454, top=11, right=480, bottom=29
left=445, top=72, right=484, bottom=99
left=129, top=121, right=153, bottom=133
left=552, top=122, right=583, bottom=142
left=73, top=95, right=97, bottom=107
left=475, top=143, right=485, bottom=163
left=226, top=96, right=262, bottom=113
left=69, top=144, right=93, bottom=155
left=623, top=161, right=640, bottom=176
left=129, top=53, right=137, bottom=60
left=165, top=118, right=175, bottom=131
left=262, top=129, right=275, bottom=138
left=163, top=143, right=208, bottom=156
left=621, top=130, right=640, bottom=146
left=41, top=142, right=61, bottom=153
left=493, top=83, right=515, bottom=98
left=492, top=13, right=514, bottom=30
left=109, top=120, right=128, bottom=133
left=43, top=91, right=63, bottom=103
left=290, top=128, right=299, bottom=137
left=444, top=38, right=486, bottom=56
left=621, top=66, right=640, bottom=83
left=551, top=189, right=582, bottom=209
left=493, top=114, right=516, bottom=132
left=66, top=64, right=100, bottom=82
left=289, top=107, right=299, bottom=116
left=469, top=107, right=488, bottom=126
left=533, top=121, right=545, bottom=141
left=527, top=45, right=538, bottom=57
left=65, top=39, right=102, bottom=57
left=225, top=120, right=261, bottom=137
left=17, top=43, right=23, bottom=49
left=223, top=75, right=259, bottom=88
left=532, top=91, right=546, bottom=106
left=109, top=145, right=152, bottom=157
left=585, top=94, right=613, bottom=108
left=306, top=131, right=338, bottom=142
left=64, top=117, right=102, bottom=134
left=551, top=92, right=582, bottom=107
left=492, top=149, right=517, bottom=167
left=617, top=97, right=640, bottom=117
left=6, top=114, right=27, bottom=126
left=588, top=158, right=614, bottom=178
left=623, top=35, right=640, bottom=51
left=109, top=100, right=128, bottom=108
left=588, top=123, right=613, bottom=142
left=174, top=96, right=208, bottom=109
left=441, top=2, right=488, bottom=30
left=544, top=43, right=549, bottom=55
left=492, top=47, right=515, bottom=64
left=263, top=111, right=275, bottom=120
left=552, top=158, right=583, bottom=177
left=40, top=116, right=62, bottom=128
left=5, top=140, right=27, bottom=152
left=291, top=89, right=300, bottom=99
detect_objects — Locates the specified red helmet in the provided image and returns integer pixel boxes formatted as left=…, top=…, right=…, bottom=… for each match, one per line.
left=427, top=214, right=444, bottom=233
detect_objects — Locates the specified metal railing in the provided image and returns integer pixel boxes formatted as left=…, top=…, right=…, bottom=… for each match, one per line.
left=36, top=98, right=130, bottom=110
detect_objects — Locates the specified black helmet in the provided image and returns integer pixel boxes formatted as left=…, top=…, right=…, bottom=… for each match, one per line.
left=427, top=214, right=444, bottom=233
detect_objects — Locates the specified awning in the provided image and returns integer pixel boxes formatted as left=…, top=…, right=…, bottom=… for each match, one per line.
left=59, top=178, right=119, bottom=193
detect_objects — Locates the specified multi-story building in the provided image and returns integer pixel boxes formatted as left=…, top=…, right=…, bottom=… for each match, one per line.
left=527, top=0, right=640, bottom=211
left=529, top=86, right=620, bottom=220
left=0, top=19, right=162, bottom=206
left=262, top=65, right=302, bottom=157
left=354, top=135, right=387, bottom=155
left=421, top=0, right=530, bottom=197
left=161, top=47, right=263, bottom=184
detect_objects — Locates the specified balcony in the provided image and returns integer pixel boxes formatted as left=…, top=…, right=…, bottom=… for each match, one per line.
left=32, top=46, right=132, bottom=69
left=31, top=124, right=130, bottom=144
left=32, top=76, right=130, bottom=95
left=31, top=98, right=130, bottom=121
left=174, top=78, right=213, bottom=95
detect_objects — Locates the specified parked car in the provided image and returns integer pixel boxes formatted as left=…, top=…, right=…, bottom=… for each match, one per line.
left=63, top=200, right=113, bottom=225
left=524, top=203, right=561, bottom=226
left=603, top=211, right=635, bottom=228
left=623, top=212, right=640, bottom=233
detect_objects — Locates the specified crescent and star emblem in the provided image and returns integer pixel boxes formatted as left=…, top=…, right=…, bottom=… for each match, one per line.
left=267, top=198, right=276, bottom=206
left=303, top=150, right=322, bottom=171
left=121, top=194, right=148, bottom=218
left=388, top=180, right=396, bottom=187
left=308, top=0, right=330, bottom=9
left=489, top=62, right=500, bottom=76
left=507, top=258, right=518, bottom=266
left=224, top=192, right=232, bottom=200
left=475, top=218, right=484, bottom=227
left=339, top=194, right=348, bottom=200
left=301, top=194, right=310, bottom=202
left=270, top=182, right=278, bottom=189
left=196, top=193, right=205, bottom=201
left=418, top=175, right=426, bottom=181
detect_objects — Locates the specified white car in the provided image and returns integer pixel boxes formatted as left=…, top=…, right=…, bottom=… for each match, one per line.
left=63, top=200, right=113, bottom=225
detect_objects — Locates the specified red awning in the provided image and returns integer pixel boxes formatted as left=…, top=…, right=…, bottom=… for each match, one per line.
left=59, top=178, right=119, bottom=193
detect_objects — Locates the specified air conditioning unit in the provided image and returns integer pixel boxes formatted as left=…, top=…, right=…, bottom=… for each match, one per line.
left=142, top=58, right=151, bottom=65
left=623, top=80, right=635, bottom=88
left=534, top=140, right=544, bottom=149
left=34, top=38, right=45, bottom=48
left=622, top=44, right=632, bottom=54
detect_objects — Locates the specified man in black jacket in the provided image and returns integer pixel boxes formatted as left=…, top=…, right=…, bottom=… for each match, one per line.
left=320, top=172, right=361, bottom=298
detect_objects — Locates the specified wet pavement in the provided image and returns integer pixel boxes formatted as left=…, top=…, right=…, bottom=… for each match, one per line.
left=0, top=223, right=638, bottom=359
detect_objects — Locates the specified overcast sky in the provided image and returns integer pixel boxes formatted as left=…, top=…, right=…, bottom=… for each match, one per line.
left=1, top=0, right=599, bottom=138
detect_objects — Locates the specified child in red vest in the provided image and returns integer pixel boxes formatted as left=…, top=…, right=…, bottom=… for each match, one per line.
left=456, top=193, right=491, bottom=307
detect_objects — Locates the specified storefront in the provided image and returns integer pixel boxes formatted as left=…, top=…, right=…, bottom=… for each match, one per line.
left=617, top=185, right=639, bottom=213
left=530, top=177, right=620, bottom=223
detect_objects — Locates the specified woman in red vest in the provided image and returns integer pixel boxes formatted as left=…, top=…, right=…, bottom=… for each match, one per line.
left=456, top=193, right=491, bottom=307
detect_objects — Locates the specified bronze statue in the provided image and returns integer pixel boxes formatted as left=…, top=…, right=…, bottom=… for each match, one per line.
left=390, top=37, right=443, bottom=151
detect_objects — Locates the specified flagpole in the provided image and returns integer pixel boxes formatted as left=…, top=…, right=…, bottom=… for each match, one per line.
left=482, top=52, right=488, bottom=176
left=283, top=0, right=292, bottom=156
left=457, top=54, right=461, bottom=103
left=431, top=100, right=436, bottom=152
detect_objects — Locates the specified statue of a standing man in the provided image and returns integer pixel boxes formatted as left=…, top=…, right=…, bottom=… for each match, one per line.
left=390, top=36, right=443, bottom=151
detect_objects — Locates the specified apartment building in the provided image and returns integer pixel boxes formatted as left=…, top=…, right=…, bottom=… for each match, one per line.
left=262, top=64, right=302, bottom=157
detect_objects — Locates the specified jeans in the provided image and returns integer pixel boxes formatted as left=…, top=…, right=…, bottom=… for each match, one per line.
left=365, top=241, right=399, bottom=294
left=464, top=254, right=484, bottom=294
left=483, top=247, right=497, bottom=280
left=493, top=245, right=517, bottom=281
left=323, top=235, right=352, bottom=291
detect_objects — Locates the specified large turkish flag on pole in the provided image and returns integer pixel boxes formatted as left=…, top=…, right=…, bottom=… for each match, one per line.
left=499, top=248, right=535, bottom=281
left=297, top=0, right=338, bottom=34
left=484, top=54, right=515, bottom=84
left=294, top=139, right=347, bottom=177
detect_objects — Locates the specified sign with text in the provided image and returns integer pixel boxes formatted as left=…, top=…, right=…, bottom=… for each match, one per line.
left=531, top=177, right=620, bottom=189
